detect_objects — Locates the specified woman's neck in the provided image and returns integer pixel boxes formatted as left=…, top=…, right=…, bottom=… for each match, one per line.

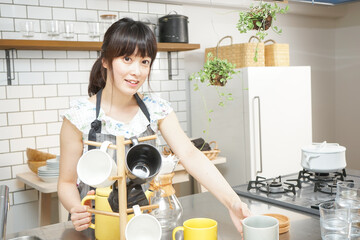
left=100, top=84, right=138, bottom=122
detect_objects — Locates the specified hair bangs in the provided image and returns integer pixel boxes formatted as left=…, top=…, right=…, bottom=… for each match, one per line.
left=104, top=20, right=157, bottom=63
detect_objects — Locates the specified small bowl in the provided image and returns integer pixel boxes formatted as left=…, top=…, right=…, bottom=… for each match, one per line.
left=27, top=160, right=46, bottom=174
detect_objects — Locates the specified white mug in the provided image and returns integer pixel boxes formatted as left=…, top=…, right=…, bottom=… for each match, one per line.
left=243, top=215, right=279, bottom=240
left=77, top=141, right=117, bottom=188
left=126, top=205, right=162, bottom=240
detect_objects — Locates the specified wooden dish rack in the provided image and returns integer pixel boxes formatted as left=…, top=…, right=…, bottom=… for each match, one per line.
left=163, top=141, right=220, bottom=160
left=83, top=134, right=159, bottom=240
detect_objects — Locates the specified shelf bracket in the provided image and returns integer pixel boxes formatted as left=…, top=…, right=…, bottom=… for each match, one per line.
left=167, top=51, right=179, bottom=80
left=5, top=49, right=16, bottom=85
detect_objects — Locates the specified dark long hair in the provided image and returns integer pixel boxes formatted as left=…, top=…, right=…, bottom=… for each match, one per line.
left=88, top=18, right=157, bottom=96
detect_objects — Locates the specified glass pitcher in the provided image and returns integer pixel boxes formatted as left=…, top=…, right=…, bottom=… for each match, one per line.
left=148, top=172, right=183, bottom=237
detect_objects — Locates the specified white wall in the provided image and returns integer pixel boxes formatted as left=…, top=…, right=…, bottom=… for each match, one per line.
left=335, top=2, right=360, bottom=170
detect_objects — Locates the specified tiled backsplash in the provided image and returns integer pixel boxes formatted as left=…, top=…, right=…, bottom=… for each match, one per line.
left=0, top=0, right=188, bottom=213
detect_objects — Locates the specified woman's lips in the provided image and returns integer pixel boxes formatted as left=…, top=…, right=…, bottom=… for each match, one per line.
left=125, top=79, right=139, bottom=87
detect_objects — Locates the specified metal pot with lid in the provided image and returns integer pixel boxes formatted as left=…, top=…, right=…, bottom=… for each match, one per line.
left=158, top=11, right=189, bottom=43
left=301, top=141, right=347, bottom=173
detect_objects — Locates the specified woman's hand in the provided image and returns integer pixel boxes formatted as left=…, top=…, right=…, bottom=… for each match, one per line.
left=70, top=190, right=95, bottom=231
left=228, top=197, right=251, bottom=236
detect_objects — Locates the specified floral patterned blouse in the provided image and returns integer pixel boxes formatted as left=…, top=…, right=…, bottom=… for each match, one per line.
left=62, top=93, right=173, bottom=142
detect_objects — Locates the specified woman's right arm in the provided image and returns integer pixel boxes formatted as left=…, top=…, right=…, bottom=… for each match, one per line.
left=58, top=118, right=92, bottom=231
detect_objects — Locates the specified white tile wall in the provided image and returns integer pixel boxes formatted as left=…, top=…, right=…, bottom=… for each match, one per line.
left=64, top=0, right=86, bottom=9
left=109, top=0, right=128, bottom=12
left=0, top=140, right=10, bottom=153
left=0, top=152, right=23, bottom=167
left=53, top=8, right=76, bottom=21
left=0, top=18, right=14, bottom=31
left=0, top=2, right=189, bottom=232
left=129, top=1, right=147, bottom=13
left=13, top=189, right=38, bottom=204
left=0, top=126, right=21, bottom=140
left=87, top=0, right=108, bottom=10
left=10, top=137, right=35, bottom=152
left=27, top=6, right=52, bottom=19
left=34, top=110, right=58, bottom=123
left=45, top=96, right=69, bottom=109
left=0, top=166, right=12, bottom=180
left=0, top=4, right=27, bottom=18
left=1, top=178, right=25, bottom=192
left=33, top=85, right=57, bottom=97
left=0, top=113, right=7, bottom=126
left=7, top=86, right=32, bottom=98
left=8, top=112, right=34, bottom=125
left=18, top=72, right=44, bottom=85
left=58, top=84, right=81, bottom=96
left=56, top=59, right=79, bottom=71
left=20, top=98, right=45, bottom=111
left=44, top=72, right=68, bottom=84
left=31, top=59, right=56, bottom=72
left=0, top=86, right=6, bottom=98
left=39, top=0, right=63, bottom=7
left=0, top=99, right=20, bottom=113
left=36, top=135, right=59, bottom=148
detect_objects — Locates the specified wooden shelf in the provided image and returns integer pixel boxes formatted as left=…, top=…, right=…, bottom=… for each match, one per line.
left=0, top=39, right=200, bottom=52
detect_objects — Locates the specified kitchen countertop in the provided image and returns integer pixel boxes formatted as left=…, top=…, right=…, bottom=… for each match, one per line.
left=6, top=192, right=321, bottom=240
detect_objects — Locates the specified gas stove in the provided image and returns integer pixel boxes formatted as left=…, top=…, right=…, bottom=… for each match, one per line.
left=233, top=168, right=360, bottom=216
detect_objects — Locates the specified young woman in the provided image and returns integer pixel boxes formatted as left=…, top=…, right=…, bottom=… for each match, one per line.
left=58, top=18, right=250, bottom=235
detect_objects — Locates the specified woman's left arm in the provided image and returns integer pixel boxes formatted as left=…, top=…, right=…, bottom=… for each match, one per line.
left=159, top=111, right=251, bottom=233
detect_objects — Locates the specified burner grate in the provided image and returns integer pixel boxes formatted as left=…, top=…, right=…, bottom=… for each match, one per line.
left=247, top=175, right=301, bottom=195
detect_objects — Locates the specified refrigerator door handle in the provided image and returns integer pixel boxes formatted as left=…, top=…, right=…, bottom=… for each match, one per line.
left=253, top=96, right=263, bottom=174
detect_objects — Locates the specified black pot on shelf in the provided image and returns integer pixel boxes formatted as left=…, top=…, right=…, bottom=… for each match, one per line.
left=158, top=12, right=189, bottom=43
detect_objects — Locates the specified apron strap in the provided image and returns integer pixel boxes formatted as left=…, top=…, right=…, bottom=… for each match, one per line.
left=88, top=89, right=103, bottom=151
left=134, top=93, right=151, bottom=123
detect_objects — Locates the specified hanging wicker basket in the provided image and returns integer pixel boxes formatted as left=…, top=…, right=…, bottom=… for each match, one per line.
left=264, top=39, right=289, bottom=66
left=205, top=36, right=265, bottom=68
left=163, top=141, right=220, bottom=160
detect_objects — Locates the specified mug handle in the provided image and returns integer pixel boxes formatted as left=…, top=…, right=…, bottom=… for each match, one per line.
left=100, top=140, right=112, bottom=153
left=132, top=204, right=141, bottom=216
left=172, top=226, right=184, bottom=240
left=81, top=195, right=96, bottom=229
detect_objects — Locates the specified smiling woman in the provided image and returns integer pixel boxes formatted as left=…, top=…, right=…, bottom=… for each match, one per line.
left=57, top=17, right=251, bottom=238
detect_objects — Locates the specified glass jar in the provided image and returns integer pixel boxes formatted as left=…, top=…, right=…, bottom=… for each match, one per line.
left=100, top=14, right=117, bottom=34
left=148, top=172, right=183, bottom=237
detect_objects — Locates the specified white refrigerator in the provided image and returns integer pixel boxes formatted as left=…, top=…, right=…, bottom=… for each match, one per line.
left=190, top=66, right=313, bottom=186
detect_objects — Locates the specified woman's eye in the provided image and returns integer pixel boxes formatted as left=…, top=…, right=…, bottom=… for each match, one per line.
left=124, top=56, right=131, bottom=62
left=142, top=59, right=150, bottom=65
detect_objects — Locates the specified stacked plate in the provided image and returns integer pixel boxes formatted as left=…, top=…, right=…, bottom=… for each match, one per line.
left=263, top=213, right=290, bottom=234
left=38, top=156, right=60, bottom=182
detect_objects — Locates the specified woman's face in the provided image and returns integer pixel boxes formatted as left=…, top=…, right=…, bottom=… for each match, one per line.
left=105, top=52, right=152, bottom=96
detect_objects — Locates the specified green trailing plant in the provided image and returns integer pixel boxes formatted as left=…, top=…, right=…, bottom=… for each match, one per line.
left=189, top=52, right=239, bottom=135
left=237, top=2, right=289, bottom=42
left=237, top=1, right=289, bottom=61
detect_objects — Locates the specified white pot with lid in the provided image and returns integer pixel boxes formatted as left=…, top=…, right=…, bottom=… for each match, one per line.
left=301, top=141, right=346, bottom=173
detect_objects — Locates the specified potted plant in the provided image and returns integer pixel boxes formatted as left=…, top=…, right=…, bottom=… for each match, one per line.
left=190, top=52, right=237, bottom=88
left=236, top=2, right=289, bottom=42
left=189, top=52, right=238, bottom=135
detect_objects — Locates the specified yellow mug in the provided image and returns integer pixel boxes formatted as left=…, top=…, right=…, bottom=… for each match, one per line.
left=81, top=187, right=123, bottom=240
left=172, top=218, right=218, bottom=240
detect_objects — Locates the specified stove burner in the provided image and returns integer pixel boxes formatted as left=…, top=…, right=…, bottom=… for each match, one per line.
left=298, top=169, right=346, bottom=183
left=298, top=169, right=351, bottom=195
left=247, top=176, right=301, bottom=195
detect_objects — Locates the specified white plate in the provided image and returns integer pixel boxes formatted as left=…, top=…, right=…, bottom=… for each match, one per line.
left=39, top=175, right=58, bottom=182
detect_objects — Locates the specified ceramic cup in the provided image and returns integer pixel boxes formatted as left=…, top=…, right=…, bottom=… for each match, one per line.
left=125, top=205, right=162, bottom=240
left=243, top=215, right=279, bottom=240
left=172, top=218, right=218, bottom=240
left=77, top=141, right=117, bottom=188
left=125, top=137, right=162, bottom=185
